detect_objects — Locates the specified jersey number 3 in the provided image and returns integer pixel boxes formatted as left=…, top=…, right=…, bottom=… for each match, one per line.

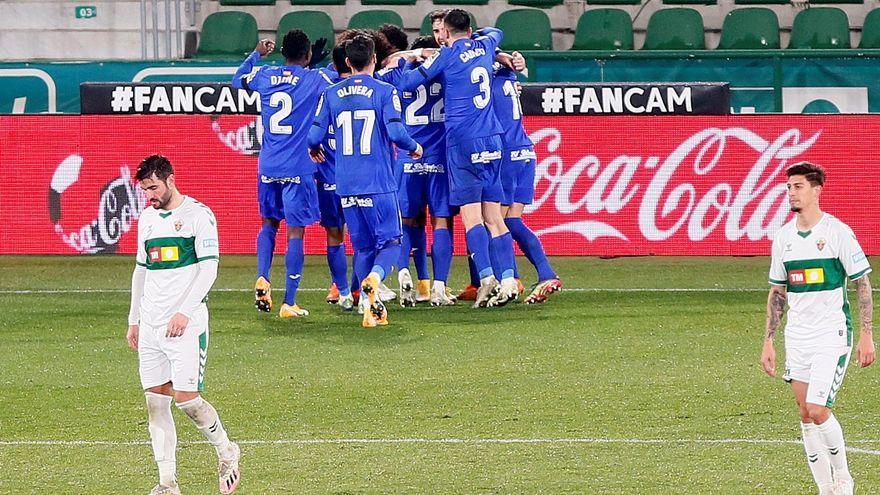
left=471, top=67, right=491, bottom=109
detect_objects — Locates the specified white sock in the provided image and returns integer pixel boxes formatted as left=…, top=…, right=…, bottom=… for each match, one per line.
left=176, top=396, right=233, bottom=459
left=432, top=280, right=446, bottom=292
left=479, top=275, right=495, bottom=286
left=802, top=422, right=834, bottom=492
left=145, top=392, right=177, bottom=487
left=398, top=268, right=410, bottom=284
left=817, top=413, right=852, bottom=481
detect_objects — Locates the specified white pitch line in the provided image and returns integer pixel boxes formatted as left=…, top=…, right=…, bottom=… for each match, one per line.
left=2, top=437, right=880, bottom=454
left=3, top=287, right=880, bottom=295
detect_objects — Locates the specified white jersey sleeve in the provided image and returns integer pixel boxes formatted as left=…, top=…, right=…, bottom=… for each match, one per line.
left=838, top=225, right=871, bottom=280
left=769, top=231, right=787, bottom=285
left=136, top=214, right=148, bottom=267
left=194, top=205, right=220, bottom=262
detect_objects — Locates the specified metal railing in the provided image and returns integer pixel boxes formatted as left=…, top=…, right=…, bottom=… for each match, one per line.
left=140, top=0, right=195, bottom=60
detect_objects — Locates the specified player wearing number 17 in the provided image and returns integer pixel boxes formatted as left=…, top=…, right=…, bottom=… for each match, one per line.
left=308, top=35, right=424, bottom=327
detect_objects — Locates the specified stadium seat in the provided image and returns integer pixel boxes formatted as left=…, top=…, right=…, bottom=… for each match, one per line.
left=642, top=8, right=705, bottom=50
left=788, top=8, right=850, bottom=49
left=734, top=0, right=788, bottom=4
left=269, top=11, right=335, bottom=61
left=495, top=9, right=553, bottom=50
left=219, top=0, right=275, bottom=4
left=291, top=0, right=345, bottom=5
left=587, top=0, right=640, bottom=5
left=509, top=0, right=563, bottom=7
left=859, top=8, right=880, bottom=48
left=809, top=0, right=862, bottom=4
left=196, top=11, right=258, bottom=59
left=434, top=0, right=487, bottom=4
left=419, top=12, right=478, bottom=36
left=717, top=8, right=780, bottom=49
left=362, top=0, right=416, bottom=6
left=663, top=0, right=716, bottom=5
left=570, top=9, right=633, bottom=50
left=348, top=10, right=403, bottom=30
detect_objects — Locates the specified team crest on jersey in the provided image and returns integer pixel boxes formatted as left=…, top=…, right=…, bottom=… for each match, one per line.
left=816, top=238, right=826, bottom=251
left=174, top=219, right=184, bottom=231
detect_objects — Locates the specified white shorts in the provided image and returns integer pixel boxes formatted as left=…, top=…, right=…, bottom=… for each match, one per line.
left=139, top=306, right=209, bottom=393
left=783, top=343, right=851, bottom=407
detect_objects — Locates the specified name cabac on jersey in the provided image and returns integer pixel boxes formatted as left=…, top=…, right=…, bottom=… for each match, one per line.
left=769, top=214, right=871, bottom=347
left=135, top=196, right=219, bottom=326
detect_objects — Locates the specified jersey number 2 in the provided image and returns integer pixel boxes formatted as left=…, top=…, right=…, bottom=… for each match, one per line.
left=268, top=93, right=292, bottom=135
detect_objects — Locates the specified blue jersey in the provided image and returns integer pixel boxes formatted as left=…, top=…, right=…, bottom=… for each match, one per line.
left=233, top=52, right=334, bottom=178
left=377, top=59, right=446, bottom=157
left=399, top=28, right=503, bottom=144
left=491, top=66, right=533, bottom=151
left=308, top=74, right=418, bottom=197
left=316, top=70, right=344, bottom=185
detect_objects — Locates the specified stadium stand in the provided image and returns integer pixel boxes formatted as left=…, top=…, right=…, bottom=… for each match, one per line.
left=495, top=9, right=553, bottom=50
left=347, top=9, right=404, bottom=30
left=419, top=12, right=478, bottom=36
left=643, top=8, right=706, bottom=50
left=219, top=0, right=275, bottom=5
left=268, top=10, right=335, bottom=61
left=508, top=0, right=564, bottom=8
left=859, top=8, right=880, bottom=48
left=789, top=7, right=851, bottom=48
left=717, top=7, right=780, bottom=49
left=195, top=11, right=259, bottom=59
left=570, top=9, right=634, bottom=50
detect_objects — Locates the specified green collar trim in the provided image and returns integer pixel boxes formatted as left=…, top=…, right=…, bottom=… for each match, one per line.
left=159, top=211, right=172, bottom=219
left=797, top=230, right=811, bottom=238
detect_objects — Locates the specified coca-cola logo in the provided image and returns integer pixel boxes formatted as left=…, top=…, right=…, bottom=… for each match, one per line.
left=527, top=126, right=818, bottom=244
left=48, top=155, right=146, bottom=253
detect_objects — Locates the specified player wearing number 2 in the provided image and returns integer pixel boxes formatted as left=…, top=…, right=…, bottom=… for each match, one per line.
left=233, top=30, right=333, bottom=318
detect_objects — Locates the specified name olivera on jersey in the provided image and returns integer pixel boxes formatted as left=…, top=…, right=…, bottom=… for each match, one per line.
left=769, top=214, right=871, bottom=348
left=135, top=196, right=219, bottom=327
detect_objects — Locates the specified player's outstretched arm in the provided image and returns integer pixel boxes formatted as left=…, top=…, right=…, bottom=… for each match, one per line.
left=760, top=284, right=787, bottom=377
left=232, top=39, right=273, bottom=90
left=854, top=274, right=875, bottom=367
left=127, top=264, right=146, bottom=350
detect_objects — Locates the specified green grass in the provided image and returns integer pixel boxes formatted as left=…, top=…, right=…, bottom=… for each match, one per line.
left=1, top=255, right=879, bottom=494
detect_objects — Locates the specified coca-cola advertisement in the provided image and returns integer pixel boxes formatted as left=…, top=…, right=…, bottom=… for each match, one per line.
left=1, top=115, right=877, bottom=255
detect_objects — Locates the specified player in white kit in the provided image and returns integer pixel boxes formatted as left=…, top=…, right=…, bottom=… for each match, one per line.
left=127, top=155, right=241, bottom=495
left=760, top=162, right=874, bottom=495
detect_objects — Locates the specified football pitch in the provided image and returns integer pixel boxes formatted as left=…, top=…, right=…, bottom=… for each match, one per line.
left=1, top=255, right=879, bottom=494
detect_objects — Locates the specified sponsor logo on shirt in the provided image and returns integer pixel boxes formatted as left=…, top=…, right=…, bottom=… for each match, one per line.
left=403, top=162, right=445, bottom=174
left=149, top=246, right=180, bottom=262
left=788, top=268, right=825, bottom=285
left=510, top=149, right=537, bottom=161
left=470, top=150, right=502, bottom=164
left=341, top=196, right=374, bottom=208
left=853, top=251, right=867, bottom=264
left=261, top=175, right=301, bottom=184
left=202, top=239, right=218, bottom=249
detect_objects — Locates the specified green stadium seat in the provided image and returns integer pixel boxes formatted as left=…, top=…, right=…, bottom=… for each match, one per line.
left=859, top=8, right=880, bottom=48
left=219, top=0, right=275, bottom=5
left=419, top=12, right=478, bottom=36
left=788, top=8, right=850, bottom=49
left=348, top=10, right=403, bottom=30
left=642, top=8, right=704, bottom=50
left=809, top=0, right=862, bottom=4
left=717, top=8, right=780, bottom=49
left=495, top=9, right=553, bottom=50
left=269, top=11, right=335, bottom=61
left=663, top=0, right=716, bottom=5
left=509, top=0, right=563, bottom=7
left=570, top=9, right=633, bottom=50
left=434, top=0, right=487, bottom=4
left=291, top=0, right=344, bottom=5
left=587, top=0, right=640, bottom=5
left=362, top=0, right=415, bottom=6
left=734, top=0, right=787, bottom=5
left=196, top=11, right=258, bottom=59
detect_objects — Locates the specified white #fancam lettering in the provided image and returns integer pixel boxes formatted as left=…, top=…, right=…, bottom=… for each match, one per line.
left=527, top=127, right=821, bottom=243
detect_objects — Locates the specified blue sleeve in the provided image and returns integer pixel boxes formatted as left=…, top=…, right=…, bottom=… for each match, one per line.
left=475, top=27, right=504, bottom=52
left=308, top=92, right=331, bottom=149
left=232, top=51, right=262, bottom=91
left=384, top=88, right=417, bottom=152
left=375, top=58, right=404, bottom=86
left=398, top=49, right=447, bottom=92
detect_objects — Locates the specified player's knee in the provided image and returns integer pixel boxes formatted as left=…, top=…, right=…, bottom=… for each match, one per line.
left=287, top=226, right=304, bottom=239
left=806, top=404, right=831, bottom=424
left=145, top=383, right=173, bottom=396
left=173, top=390, right=201, bottom=404
left=432, top=216, right=451, bottom=230
left=401, top=217, right=416, bottom=227
left=326, top=227, right=344, bottom=245
left=262, top=218, right=280, bottom=229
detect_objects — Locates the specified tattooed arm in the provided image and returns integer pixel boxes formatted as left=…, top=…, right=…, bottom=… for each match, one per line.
left=760, top=284, right=787, bottom=377
left=854, top=275, right=875, bottom=367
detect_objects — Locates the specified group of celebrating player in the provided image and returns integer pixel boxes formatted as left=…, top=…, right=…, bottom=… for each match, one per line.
left=232, top=8, right=562, bottom=328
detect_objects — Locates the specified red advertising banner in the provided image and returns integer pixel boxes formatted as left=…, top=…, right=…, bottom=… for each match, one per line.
left=1, top=115, right=878, bottom=255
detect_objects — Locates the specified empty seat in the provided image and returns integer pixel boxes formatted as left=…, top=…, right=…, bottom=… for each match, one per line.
left=809, top=0, right=862, bottom=4
left=663, top=0, right=716, bottom=5
left=571, top=9, right=633, bottom=50
left=859, top=8, right=880, bottom=48
left=269, top=11, right=335, bottom=60
left=348, top=10, right=403, bottom=30
left=196, top=11, right=258, bottom=59
left=495, top=9, right=553, bottom=50
left=219, top=0, right=275, bottom=4
left=587, top=0, right=640, bottom=5
left=509, top=0, right=563, bottom=7
left=434, top=0, right=487, bottom=4
left=734, top=0, right=788, bottom=5
left=717, top=8, right=780, bottom=49
left=643, top=8, right=704, bottom=50
left=419, top=12, right=478, bottom=36
left=789, top=8, right=850, bottom=49
left=291, top=0, right=344, bottom=5
left=362, top=0, right=415, bottom=6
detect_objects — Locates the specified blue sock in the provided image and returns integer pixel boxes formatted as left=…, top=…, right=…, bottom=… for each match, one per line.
left=489, top=232, right=516, bottom=281
left=506, top=217, right=557, bottom=281
left=256, top=223, right=277, bottom=280
left=431, top=228, right=453, bottom=283
left=398, top=225, right=412, bottom=274
left=465, top=225, right=494, bottom=280
left=350, top=251, right=361, bottom=294
left=372, top=242, right=401, bottom=282
left=284, top=237, right=304, bottom=305
left=327, top=244, right=350, bottom=296
left=354, top=249, right=375, bottom=286
left=409, top=225, right=429, bottom=280
left=467, top=250, right=480, bottom=286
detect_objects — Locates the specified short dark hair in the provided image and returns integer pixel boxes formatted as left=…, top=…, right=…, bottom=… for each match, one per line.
left=337, top=29, right=392, bottom=67
left=332, top=42, right=351, bottom=74
left=429, top=9, right=448, bottom=24
left=281, top=29, right=311, bottom=62
left=411, top=35, right=440, bottom=50
left=786, top=161, right=826, bottom=187
left=444, top=9, right=471, bottom=34
left=346, top=35, right=375, bottom=71
left=378, top=24, right=408, bottom=52
left=136, top=154, right=174, bottom=182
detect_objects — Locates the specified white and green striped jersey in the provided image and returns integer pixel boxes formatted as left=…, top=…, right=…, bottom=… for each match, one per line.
left=135, top=196, right=219, bottom=327
left=769, top=213, right=871, bottom=347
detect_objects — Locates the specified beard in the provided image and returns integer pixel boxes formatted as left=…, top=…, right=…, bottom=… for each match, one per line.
left=152, top=191, right=173, bottom=209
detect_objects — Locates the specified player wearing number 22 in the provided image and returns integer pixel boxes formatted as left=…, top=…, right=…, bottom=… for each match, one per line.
left=308, top=35, right=424, bottom=328
left=233, top=30, right=334, bottom=318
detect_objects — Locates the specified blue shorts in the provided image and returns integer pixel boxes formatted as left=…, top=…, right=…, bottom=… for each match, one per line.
left=258, top=175, right=319, bottom=227
left=446, top=135, right=504, bottom=206
left=341, top=192, right=402, bottom=251
left=317, top=181, right=345, bottom=229
left=501, top=147, right=537, bottom=206
left=396, top=156, right=455, bottom=218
